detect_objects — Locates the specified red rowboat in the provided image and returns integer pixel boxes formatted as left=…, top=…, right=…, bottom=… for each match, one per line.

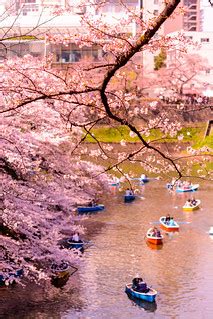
left=146, top=228, right=163, bottom=245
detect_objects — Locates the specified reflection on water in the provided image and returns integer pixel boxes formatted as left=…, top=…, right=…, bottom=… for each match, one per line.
left=126, top=292, right=157, bottom=312
left=146, top=241, right=163, bottom=250
left=1, top=181, right=213, bottom=319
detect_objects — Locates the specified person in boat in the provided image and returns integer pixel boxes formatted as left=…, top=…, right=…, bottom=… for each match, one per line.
left=169, top=178, right=177, bottom=189
left=191, top=198, right=197, bottom=206
left=150, top=227, right=157, bottom=237
left=125, top=188, right=133, bottom=196
left=132, top=277, right=149, bottom=293
left=183, top=181, right=191, bottom=189
left=165, top=214, right=171, bottom=224
left=88, top=199, right=96, bottom=207
left=156, top=229, right=161, bottom=237
left=71, top=232, right=80, bottom=243
left=132, top=277, right=141, bottom=289
left=185, top=199, right=192, bottom=207
left=177, top=180, right=183, bottom=188
left=171, top=177, right=176, bottom=186
left=140, top=174, right=147, bottom=180
left=169, top=217, right=176, bottom=226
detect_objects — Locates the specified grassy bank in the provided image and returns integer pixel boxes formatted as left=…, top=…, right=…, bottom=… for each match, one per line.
left=84, top=123, right=213, bottom=149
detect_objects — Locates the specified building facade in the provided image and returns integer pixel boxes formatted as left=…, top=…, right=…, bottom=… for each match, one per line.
left=164, top=0, right=202, bottom=34
left=5, top=0, right=68, bottom=15
left=1, top=0, right=210, bottom=76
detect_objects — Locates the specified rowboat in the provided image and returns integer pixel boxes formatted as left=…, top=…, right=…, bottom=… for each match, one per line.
left=77, top=204, right=105, bottom=214
left=208, top=227, right=213, bottom=235
left=140, top=177, right=149, bottom=183
left=67, top=239, right=84, bottom=250
left=182, top=199, right=201, bottom=211
left=159, top=216, right=179, bottom=232
left=51, top=263, right=78, bottom=288
left=108, top=181, right=120, bottom=186
left=166, top=183, right=175, bottom=190
left=146, top=228, right=163, bottom=245
left=176, top=184, right=199, bottom=193
left=130, top=177, right=149, bottom=183
left=126, top=291, right=157, bottom=311
left=146, top=241, right=163, bottom=250
left=108, top=178, right=120, bottom=186
left=51, top=262, right=71, bottom=278
left=0, top=269, right=23, bottom=286
left=124, top=195, right=135, bottom=203
left=125, top=283, right=157, bottom=303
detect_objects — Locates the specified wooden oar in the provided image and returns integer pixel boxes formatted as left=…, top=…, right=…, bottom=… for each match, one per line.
left=176, top=221, right=191, bottom=224
left=150, top=220, right=191, bottom=225
left=134, top=195, right=145, bottom=200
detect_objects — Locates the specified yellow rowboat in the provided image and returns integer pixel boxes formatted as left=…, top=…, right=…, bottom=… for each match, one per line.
left=183, top=199, right=201, bottom=211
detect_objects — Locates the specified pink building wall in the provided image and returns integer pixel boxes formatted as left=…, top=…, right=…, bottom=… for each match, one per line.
left=164, top=0, right=201, bottom=35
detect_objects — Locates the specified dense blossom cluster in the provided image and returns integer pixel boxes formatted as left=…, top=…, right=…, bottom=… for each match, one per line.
left=1, top=103, right=109, bottom=283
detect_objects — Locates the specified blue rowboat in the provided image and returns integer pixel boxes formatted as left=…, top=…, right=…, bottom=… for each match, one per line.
left=176, top=184, right=199, bottom=193
left=125, top=283, right=157, bottom=303
left=67, top=239, right=84, bottom=250
left=108, top=178, right=120, bottom=186
left=124, top=195, right=135, bottom=203
left=140, top=177, right=149, bottom=183
left=0, top=269, right=23, bottom=286
left=109, top=182, right=120, bottom=186
left=130, top=177, right=149, bottom=183
left=77, top=204, right=105, bottom=214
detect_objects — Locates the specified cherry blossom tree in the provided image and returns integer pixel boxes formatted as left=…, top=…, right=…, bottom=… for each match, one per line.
left=154, top=53, right=211, bottom=96
left=1, top=0, right=212, bottom=286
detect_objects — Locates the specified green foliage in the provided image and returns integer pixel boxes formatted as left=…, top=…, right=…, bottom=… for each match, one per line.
left=193, top=135, right=213, bottom=149
left=8, top=36, right=41, bottom=40
left=85, top=125, right=162, bottom=143
left=84, top=124, right=213, bottom=151
left=154, top=48, right=167, bottom=71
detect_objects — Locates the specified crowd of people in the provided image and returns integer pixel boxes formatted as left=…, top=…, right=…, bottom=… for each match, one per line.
left=159, top=95, right=210, bottom=105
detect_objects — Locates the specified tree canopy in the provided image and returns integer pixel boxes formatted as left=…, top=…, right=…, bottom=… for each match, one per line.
left=1, top=0, right=212, bottom=286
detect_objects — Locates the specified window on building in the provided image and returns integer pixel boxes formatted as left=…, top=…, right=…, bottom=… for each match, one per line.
left=206, top=69, right=211, bottom=74
left=53, top=43, right=103, bottom=64
left=184, top=36, right=193, bottom=40
left=153, top=10, right=158, bottom=16
left=97, top=0, right=138, bottom=14
left=73, top=6, right=86, bottom=15
left=201, top=38, right=210, bottom=43
left=189, top=16, right=197, bottom=21
left=154, top=0, right=159, bottom=4
left=184, top=0, right=197, bottom=4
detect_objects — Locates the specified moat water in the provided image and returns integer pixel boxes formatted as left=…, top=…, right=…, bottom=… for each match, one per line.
left=1, top=180, right=213, bottom=319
